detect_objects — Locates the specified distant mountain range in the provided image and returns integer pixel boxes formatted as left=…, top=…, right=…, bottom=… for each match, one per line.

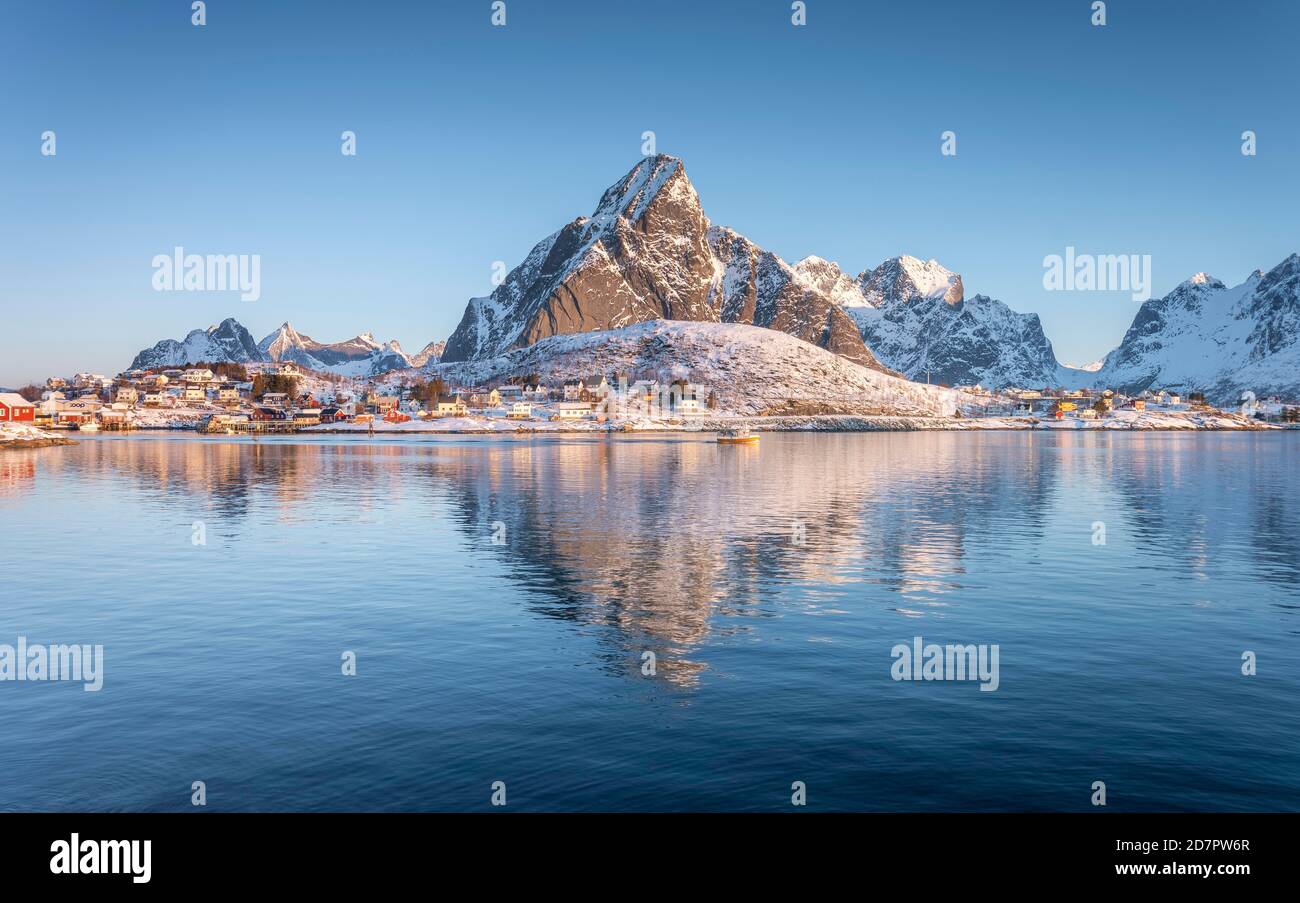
left=130, top=321, right=444, bottom=377
left=127, top=156, right=1300, bottom=405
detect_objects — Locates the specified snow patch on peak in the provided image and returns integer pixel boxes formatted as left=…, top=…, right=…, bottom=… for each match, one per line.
left=792, top=256, right=871, bottom=310
left=896, top=255, right=962, bottom=301
left=1181, top=272, right=1223, bottom=290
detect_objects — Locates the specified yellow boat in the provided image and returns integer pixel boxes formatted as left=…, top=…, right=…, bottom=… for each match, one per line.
left=717, top=428, right=759, bottom=445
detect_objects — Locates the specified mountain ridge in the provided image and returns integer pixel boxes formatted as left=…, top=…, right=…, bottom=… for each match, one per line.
left=130, top=320, right=444, bottom=376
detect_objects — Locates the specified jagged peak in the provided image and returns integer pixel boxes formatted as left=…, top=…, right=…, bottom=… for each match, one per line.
left=861, top=254, right=963, bottom=305
left=1182, top=272, right=1220, bottom=287
left=1263, top=253, right=1300, bottom=280
left=590, top=154, right=690, bottom=226
left=794, top=254, right=833, bottom=269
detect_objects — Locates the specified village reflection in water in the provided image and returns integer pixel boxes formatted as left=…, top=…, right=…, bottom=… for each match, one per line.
left=10, top=431, right=1296, bottom=689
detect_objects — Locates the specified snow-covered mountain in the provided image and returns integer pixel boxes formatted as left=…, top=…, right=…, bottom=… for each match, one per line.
left=787, top=254, right=1072, bottom=388
left=851, top=256, right=1071, bottom=388
left=437, top=156, right=1075, bottom=387
left=1092, top=254, right=1300, bottom=404
left=130, top=320, right=440, bottom=377
left=440, top=155, right=891, bottom=371
left=255, top=323, right=417, bottom=376
left=409, top=340, right=445, bottom=368
left=130, top=318, right=264, bottom=369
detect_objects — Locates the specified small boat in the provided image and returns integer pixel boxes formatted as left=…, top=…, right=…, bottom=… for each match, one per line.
left=76, top=421, right=100, bottom=433
left=716, top=428, right=758, bottom=445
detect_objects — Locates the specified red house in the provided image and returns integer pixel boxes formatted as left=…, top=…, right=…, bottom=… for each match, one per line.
left=0, top=393, right=36, bottom=422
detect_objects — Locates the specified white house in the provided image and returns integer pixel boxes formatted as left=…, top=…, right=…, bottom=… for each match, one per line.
left=507, top=402, right=533, bottom=420
left=183, top=368, right=215, bottom=383
left=434, top=396, right=468, bottom=417
left=553, top=402, right=590, bottom=420
left=581, top=376, right=610, bottom=402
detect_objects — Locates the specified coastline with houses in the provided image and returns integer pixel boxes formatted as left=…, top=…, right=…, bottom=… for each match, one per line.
left=3, top=358, right=1295, bottom=448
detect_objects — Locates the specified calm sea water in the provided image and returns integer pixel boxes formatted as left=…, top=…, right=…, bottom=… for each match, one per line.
left=1, top=431, right=1297, bottom=812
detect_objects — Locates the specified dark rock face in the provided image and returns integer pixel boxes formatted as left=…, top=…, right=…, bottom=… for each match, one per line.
left=440, top=155, right=890, bottom=371
left=442, top=156, right=717, bottom=362
left=708, top=228, right=892, bottom=372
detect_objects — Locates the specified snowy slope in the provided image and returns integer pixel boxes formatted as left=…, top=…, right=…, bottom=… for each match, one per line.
left=431, top=320, right=961, bottom=417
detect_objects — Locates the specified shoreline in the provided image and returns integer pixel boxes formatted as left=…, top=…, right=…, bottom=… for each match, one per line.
left=280, top=408, right=1279, bottom=434
left=22, top=412, right=1288, bottom=442
left=299, top=412, right=1276, bottom=434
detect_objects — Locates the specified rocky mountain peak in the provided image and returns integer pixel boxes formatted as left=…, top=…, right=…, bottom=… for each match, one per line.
left=858, top=255, right=964, bottom=308
left=440, top=155, right=886, bottom=369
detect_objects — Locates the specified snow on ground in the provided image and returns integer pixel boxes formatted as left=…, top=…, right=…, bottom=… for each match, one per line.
left=127, top=407, right=213, bottom=429
left=0, top=422, right=74, bottom=446
left=426, top=320, right=965, bottom=417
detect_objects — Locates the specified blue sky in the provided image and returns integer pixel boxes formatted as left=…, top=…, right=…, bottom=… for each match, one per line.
left=2, top=0, right=1296, bottom=384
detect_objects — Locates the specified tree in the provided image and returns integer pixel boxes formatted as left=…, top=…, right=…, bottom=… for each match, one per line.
left=251, top=374, right=299, bottom=399
left=16, top=384, right=42, bottom=402
left=408, top=378, right=448, bottom=403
